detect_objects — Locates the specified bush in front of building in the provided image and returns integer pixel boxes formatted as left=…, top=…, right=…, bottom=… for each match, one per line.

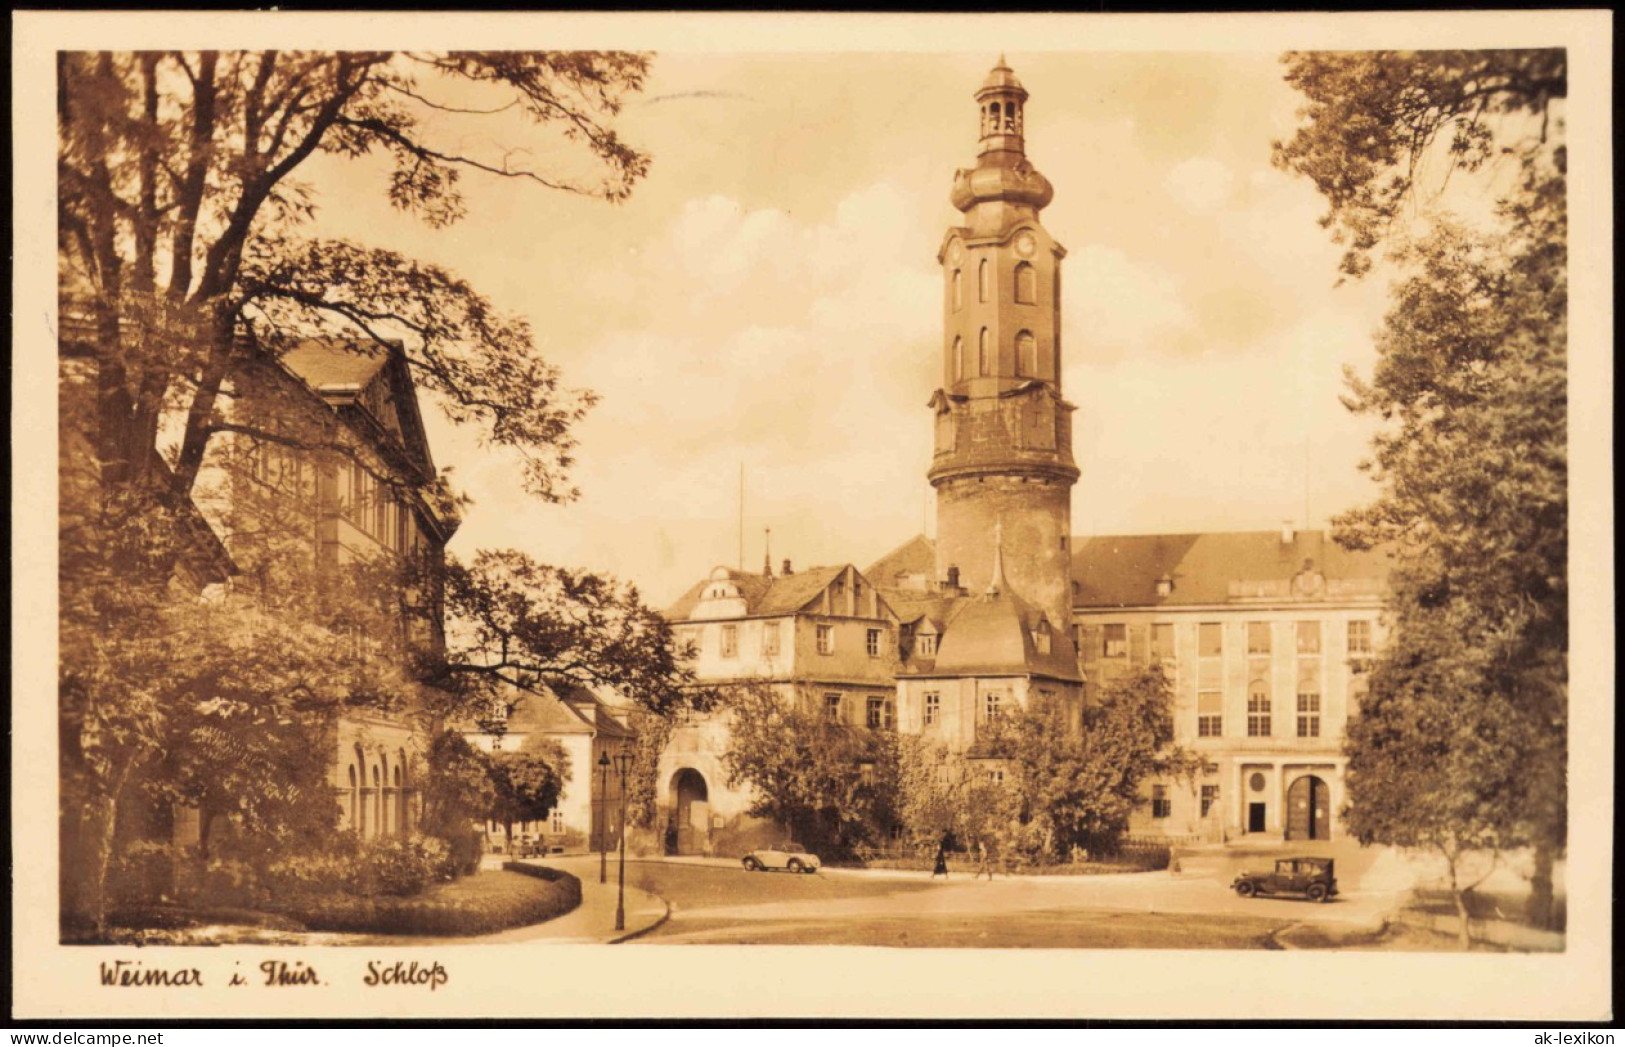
left=289, top=865, right=581, bottom=936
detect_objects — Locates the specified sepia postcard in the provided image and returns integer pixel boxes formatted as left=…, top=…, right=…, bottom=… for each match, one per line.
left=10, top=8, right=1614, bottom=1022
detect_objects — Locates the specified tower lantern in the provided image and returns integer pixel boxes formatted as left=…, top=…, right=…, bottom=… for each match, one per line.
left=977, top=55, right=1028, bottom=158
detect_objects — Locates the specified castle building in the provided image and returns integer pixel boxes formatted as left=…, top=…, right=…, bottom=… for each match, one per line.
left=658, top=59, right=1389, bottom=855
left=1070, top=528, right=1388, bottom=843
left=659, top=562, right=903, bottom=854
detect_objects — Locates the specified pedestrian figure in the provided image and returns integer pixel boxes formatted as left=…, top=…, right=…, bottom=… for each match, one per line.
left=975, top=839, right=993, bottom=881
left=931, top=839, right=950, bottom=880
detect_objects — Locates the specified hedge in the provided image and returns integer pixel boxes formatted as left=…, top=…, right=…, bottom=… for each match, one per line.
left=281, top=866, right=581, bottom=936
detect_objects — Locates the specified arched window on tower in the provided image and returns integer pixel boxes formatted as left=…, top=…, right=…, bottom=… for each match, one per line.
left=978, top=328, right=990, bottom=376
left=989, top=102, right=1001, bottom=136
left=1015, top=262, right=1037, bottom=304
left=1016, top=330, right=1037, bottom=377
left=952, top=269, right=962, bottom=310
left=953, top=336, right=964, bottom=382
left=978, top=259, right=990, bottom=303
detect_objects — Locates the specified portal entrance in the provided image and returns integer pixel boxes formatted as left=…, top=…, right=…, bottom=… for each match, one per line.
left=1286, top=775, right=1331, bottom=841
left=670, top=768, right=711, bottom=856
left=1247, top=802, right=1267, bottom=834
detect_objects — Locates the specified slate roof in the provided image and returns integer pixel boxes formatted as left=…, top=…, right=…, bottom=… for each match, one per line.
left=1070, top=531, right=1392, bottom=608
left=926, top=589, right=1081, bottom=681
left=866, top=533, right=937, bottom=586
left=500, top=681, right=632, bottom=739
left=664, top=565, right=851, bottom=621
left=280, top=340, right=391, bottom=394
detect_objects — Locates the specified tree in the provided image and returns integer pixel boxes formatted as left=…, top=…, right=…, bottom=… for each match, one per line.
left=57, top=49, right=655, bottom=934
left=892, top=738, right=1016, bottom=859
left=1277, top=49, right=1568, bottom=931
left=427, top=550, right=710, bottom=721
left=719, top=682, right=894, bottom=858
left=420, top=730, right=497, bottom=844
left=1273, top=49, right=1565, bottom=278
left=488, top=737, right=570, bottom=847
left=59, top=50, right=650, bottom=508
left=985, top=670, right=1194, bottom=861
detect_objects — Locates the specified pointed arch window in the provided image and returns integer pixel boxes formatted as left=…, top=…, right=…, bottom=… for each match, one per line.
left=1015, top=330, right=1036, bottom=377
left=978, top=328, right=990, bottom=376
left=978, top=259, right=990, bottom=303
left=1015, top=261, right=1037, bottom=304
left=953, top=336, right=964, bottom=381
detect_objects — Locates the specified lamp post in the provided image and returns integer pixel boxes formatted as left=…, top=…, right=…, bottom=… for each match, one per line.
left=597, top=751, right=611, bottom=884
left=613, top=744, right=634, bottom=932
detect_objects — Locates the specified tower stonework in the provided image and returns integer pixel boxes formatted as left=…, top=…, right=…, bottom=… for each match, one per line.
left=929, top=58, right=1079, bottom=631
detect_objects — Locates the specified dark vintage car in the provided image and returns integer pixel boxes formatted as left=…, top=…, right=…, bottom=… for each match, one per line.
left=1232, top=857, right=1339, bottom=902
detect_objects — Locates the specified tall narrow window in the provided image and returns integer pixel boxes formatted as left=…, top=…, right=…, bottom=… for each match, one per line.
left=1152, top=785, right=1171, bottom=819
left=816, top=624, right=835, bottom=655
left=978, top=259, right=990, bottom=303
left=1015, top=330, right=1036, bottom=376
left=761, top=621, right=780, bottom=657
left=1297, top=663, right=1321, bottom=737
left=1198, top=691, right=1223, bottom=737
left=1297, top=621, right=1322, bottom=654
left=923, top=692, right=940, bottom=726
left=1247, top=622, right=1272, bottom=655
left=952, top=269, right=963, bottom=310
left=1014, top=262, right=1037, bottom=304
left=1247, top=680, right=1271, bottom=737
left=952, top=336, right=964, bottom=381
left=866, top=628, right=882, bottom=657
left=978, top=328, right=990, bottom=376
left=824, top=694, right=843, bottom=724
left=1103, top=623, right=1128, bottom=658
left=1347, top=619, right=1372, bottom=656
left=984, top=688, right=1005, bottom=722
left=720, top=624, right=738, bottom=659
left=1200, top=784, right=1220, bottom=817
left=1151, top=623, right=1175, bottom=662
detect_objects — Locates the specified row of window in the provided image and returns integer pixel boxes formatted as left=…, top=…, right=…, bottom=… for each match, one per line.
left=344, top=462, right=415, bottom=553
left=713, top=622, right=888, bottom=659
left=1198, top=689, right=1323, bottom=739
left=951, top=329, right=1045, bottom=382
left=1150, top=783, right=1222, bottom=820
left=1088, top=619, right=1373, bottom=661
left=981, top=99, right=1023, bottom=138
left=951, top=260, right=1039, bottom=311
left=823, top=693, right=896, bottom=729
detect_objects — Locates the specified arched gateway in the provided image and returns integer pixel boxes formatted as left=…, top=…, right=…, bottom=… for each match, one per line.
left=1286, top=774, right=1331, bottom=841
left=670, top=768, right=711, bottom=856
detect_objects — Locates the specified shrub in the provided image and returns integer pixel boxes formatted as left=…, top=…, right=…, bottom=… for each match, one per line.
left=287, top=867, right=581, bottom=936
left=107, top=840, right=177, bottom=908
left=355, top=834, right=454, bottom=897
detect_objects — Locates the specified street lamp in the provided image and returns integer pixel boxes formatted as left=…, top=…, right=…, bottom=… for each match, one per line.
left=597, top=751, right=611, bottom=885
left=613, top=744, right=634, bottom=932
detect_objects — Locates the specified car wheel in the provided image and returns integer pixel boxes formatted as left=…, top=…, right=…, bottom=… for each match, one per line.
left=1235, top=881, right=1256, bottom=898
left=742, top=856, right=761, bottom=872
left=787, top=858, right=804, bottom=874
left=1307, top=883, right=1328, bottom=903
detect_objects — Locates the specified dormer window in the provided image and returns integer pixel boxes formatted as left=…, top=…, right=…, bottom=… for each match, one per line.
left=916, top=633, right=937, bottom=657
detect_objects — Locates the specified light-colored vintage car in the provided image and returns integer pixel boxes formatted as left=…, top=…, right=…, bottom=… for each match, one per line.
left=741, top=842, right=821, bottom=874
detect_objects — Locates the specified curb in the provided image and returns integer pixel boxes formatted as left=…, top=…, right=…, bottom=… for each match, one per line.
left=607, top=896, right=673, bottom=945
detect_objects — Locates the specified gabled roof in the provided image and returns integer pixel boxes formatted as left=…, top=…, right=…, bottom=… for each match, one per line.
left=278, top=339, right=438, bottom=483
left=1071, top=530, right=1391, bottom=608
left=866, top=533, right=937, bottom=587
left=280, top=340, right=391, bottom=391
left=495, top=681, right=632, bottom=740
left=664, top=564, right=873, bottom=621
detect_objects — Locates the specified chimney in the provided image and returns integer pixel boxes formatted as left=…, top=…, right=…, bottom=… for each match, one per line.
left=946, top=564, right=961, bottom=592
left=1281, top=520, right=1296, bottom=544
left=782, top=558, right=793, bottom=576
left=763, top=527, right=773, bottom=578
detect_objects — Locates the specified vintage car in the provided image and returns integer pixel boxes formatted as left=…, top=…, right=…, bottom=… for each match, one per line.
left=741, top=842, right=821, bottom=874
left=1232, top=857, right=1339, bottom=902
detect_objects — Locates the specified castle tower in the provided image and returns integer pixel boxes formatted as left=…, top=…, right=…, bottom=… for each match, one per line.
left=929, top=57, right=1079, bottom=632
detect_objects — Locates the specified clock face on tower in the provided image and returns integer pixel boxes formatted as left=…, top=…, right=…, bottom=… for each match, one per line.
left=948, top=240, right=964, bottom=264
left=1014, top=231, right=1037, bottom=258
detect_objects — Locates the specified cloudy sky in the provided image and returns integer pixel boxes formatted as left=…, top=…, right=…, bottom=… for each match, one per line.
left=299, top=49, right=1424, bottom=606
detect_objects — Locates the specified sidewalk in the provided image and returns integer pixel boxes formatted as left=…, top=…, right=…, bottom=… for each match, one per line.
left=473, top=859, right=668, bottom=944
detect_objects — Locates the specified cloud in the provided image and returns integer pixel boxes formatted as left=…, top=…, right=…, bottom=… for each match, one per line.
left=1164, top=157, right=1237, bottom=214
left=1064, top=244, right=1197, bottom=362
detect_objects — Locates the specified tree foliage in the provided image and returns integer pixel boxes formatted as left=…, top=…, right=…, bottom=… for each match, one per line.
left=984, top=669, right=1193, bottom=860
left=1278, top=48, right=1569, bottom=935
left=1273, top=49, right=1565, bottom=278
left=489, top=736, right=570, bottom=839
left=429, top=549, right=713, bottom=720
left=59, top=49, right=651, bottom=503
left=718, top=683, right=895, bottom=858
